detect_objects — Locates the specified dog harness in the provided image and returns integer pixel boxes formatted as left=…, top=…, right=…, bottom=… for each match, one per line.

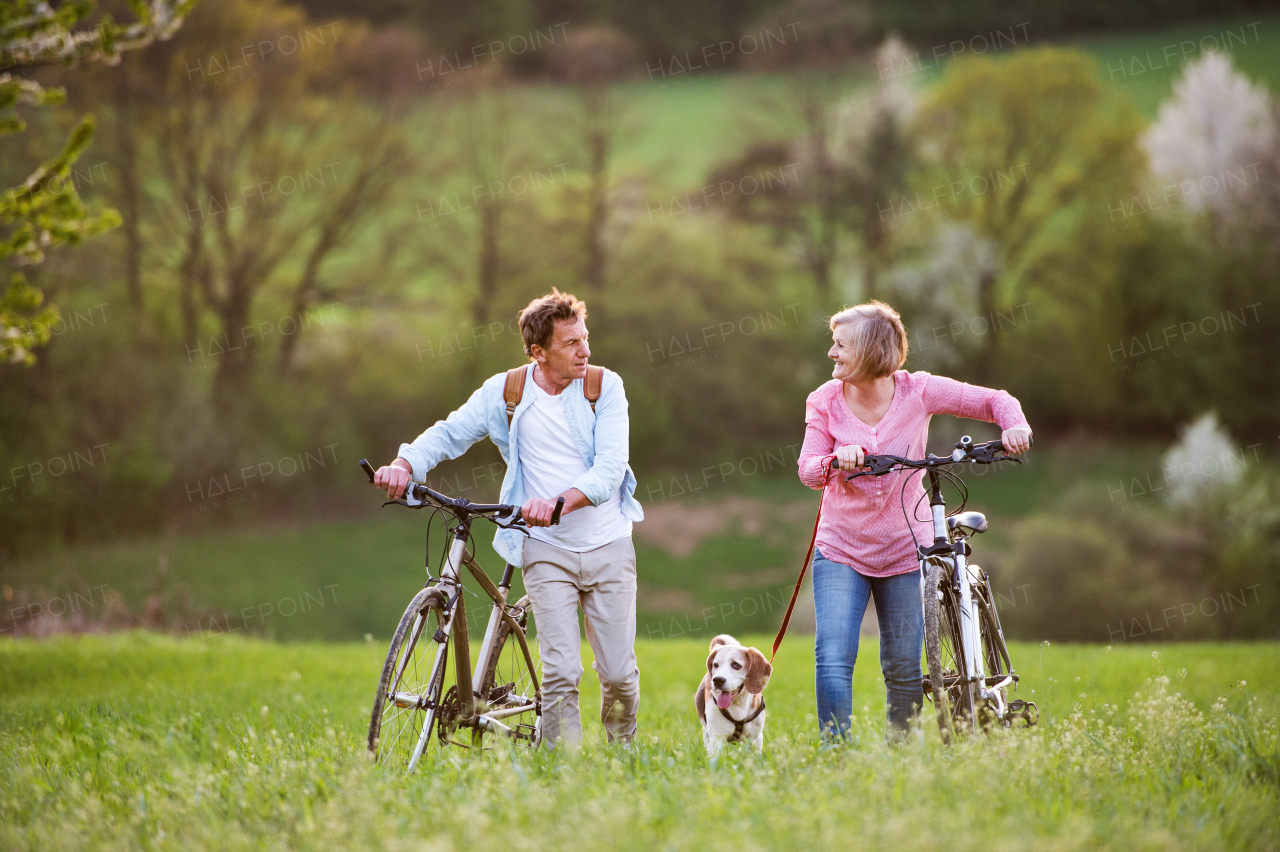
left=719, top=698, right=766, bottom=743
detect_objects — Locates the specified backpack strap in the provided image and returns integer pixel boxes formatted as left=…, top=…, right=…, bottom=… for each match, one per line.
left=504, top=365, right=528, bottom=428
left=584, top=365, right=604, bottom=414
left=506, top=364, right=605, bottom=427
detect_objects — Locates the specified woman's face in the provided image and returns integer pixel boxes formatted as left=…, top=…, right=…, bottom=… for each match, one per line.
left=828, top=323, right=859, bottom=382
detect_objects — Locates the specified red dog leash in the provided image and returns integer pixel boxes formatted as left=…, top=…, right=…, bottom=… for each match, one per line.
left=771, top=453, right=845, bottom=662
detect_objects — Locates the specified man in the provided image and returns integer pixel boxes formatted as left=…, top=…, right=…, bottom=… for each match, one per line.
left=373, top=289, right=644, bottom=747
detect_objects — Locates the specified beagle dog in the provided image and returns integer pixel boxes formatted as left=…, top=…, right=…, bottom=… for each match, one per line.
left=694, top=634, right=772, bottom=756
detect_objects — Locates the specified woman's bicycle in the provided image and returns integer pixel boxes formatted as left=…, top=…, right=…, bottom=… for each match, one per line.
left=843, top=437, right=1039, bottom=741
left=359, top=459, right=562, bottom=771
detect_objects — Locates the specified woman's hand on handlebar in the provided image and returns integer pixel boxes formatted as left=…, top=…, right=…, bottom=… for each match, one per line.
left=833, top=444, right=866, bottom=472
left=374, top=459, right=412, bottom=499
left=1000, top=427, right=1033, bottom=455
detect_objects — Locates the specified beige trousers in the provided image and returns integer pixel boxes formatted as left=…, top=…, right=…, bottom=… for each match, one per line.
left=521, top=536, right=639, bottom=747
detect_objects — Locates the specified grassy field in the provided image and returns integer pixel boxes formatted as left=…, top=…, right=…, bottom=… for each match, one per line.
left=598, top=13, right=1280, bottom=189
left=1, top=633, right=1277, bottom=850
left=392, top=13, right=1280, bottom=221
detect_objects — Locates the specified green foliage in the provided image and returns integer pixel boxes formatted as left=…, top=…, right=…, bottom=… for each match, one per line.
left=0, top=0, right=194, bottom=363
left=907, top=49, right=1147, bottom=417
left=1199, top=469, right=1280, bottom=636
left=993, top=487, right=1204, bottom=642
left=0, top=634, right=1277, bottom=849
left=991, top=461, right=1280, bottom=643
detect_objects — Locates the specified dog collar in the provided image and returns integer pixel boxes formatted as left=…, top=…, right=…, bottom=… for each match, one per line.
left=718, top=696, right=766, bottom=743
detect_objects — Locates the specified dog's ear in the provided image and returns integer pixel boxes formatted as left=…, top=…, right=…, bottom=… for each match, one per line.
left=744, top=647, right=772, bottom=694
left=709, top=634, right=733, bottom=652
left=706, top=646, right=719, bottom=676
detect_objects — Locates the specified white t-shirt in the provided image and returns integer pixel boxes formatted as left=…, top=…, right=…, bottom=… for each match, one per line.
left=517, top=378, right=632, bottom=551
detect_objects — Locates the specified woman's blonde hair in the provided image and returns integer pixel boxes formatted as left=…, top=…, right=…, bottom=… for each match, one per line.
left=829, top=300, right=908, bottom=383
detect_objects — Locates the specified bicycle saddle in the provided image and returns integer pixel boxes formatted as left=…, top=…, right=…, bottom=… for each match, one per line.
left=946, top=511, right=988, bottom=535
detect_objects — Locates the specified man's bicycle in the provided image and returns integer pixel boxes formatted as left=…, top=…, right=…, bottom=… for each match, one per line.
left=359, top=459, right=563, bottom=771
left=843, top=437, right=1039, bottom=740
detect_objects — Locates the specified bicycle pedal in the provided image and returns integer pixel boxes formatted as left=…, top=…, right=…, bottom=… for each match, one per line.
left=1007, top=699, right=1038, bottom=727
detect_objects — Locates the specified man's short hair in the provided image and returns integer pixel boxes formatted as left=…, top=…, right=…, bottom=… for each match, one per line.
left=519, top=288, right=588, bottom=357
left=829, top=300, right=909, bottom=383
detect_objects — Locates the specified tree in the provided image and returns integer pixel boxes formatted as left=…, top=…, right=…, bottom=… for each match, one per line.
left=723, top=0, right=873, bottom=304
left=1143, top=52, right=1275, bottom=234
left=0, top=0, right=194, bottom=363
left=105, top=0, right=412, bottom=429
left=546, top=25, right=639, bottom=294
left=1136, top=53, right=1280, bottom=440
left=828, top=36, right=917, bottom=301
left=912, top=48, right=1145, bottom=401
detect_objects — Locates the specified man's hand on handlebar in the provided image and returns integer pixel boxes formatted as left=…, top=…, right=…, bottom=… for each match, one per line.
left=522, top=490, right=583, bottom=526
left=374, top=459, right=412, bottom=500
left=1000, top=427, right=1033, bottom=455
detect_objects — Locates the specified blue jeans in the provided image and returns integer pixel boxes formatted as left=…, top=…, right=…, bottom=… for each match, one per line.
left=813, top=549, right=923, bottom=740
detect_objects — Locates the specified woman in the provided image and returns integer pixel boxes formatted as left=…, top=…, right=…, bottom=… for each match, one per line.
left=797, top=301, right=1032, bottom=741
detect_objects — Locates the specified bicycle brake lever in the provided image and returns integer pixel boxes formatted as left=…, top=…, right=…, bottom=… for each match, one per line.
left=845, top=459, right=895, bottom=480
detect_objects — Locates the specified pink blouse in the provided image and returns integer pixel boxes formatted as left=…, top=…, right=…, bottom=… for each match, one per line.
left=797, top=370, right=1030, bottom=577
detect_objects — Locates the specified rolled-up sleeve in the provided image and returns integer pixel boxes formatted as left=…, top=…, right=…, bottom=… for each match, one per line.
left=398, top=382, right=492, bottom=482
left=570, top=371, right=629, bottom=506
left=920, top=375, right=1029, bottom=431
left=798, top=395, right=836, bottom=490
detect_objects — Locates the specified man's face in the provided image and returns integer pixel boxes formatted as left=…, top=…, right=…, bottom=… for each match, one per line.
left=535, top=317, right=590, bottom=382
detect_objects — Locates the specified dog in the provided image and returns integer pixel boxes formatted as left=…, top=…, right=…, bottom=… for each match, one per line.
left=694, top=634, right=772, bottom=756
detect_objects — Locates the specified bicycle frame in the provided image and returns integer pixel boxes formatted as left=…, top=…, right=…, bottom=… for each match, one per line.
left=918, top=469, right=1015, bottom=721
left=402, top=517, right=542, bottom=769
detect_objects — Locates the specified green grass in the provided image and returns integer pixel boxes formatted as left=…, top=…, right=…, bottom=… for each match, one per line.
left=1, top=633, right=1277, bottom=850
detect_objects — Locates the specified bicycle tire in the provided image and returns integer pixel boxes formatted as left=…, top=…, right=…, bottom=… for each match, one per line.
left=368, top=586, right=449, bottom=769
left=475, top=595, right=541, bottom=748
left=923, top=562, right=976, bottom=742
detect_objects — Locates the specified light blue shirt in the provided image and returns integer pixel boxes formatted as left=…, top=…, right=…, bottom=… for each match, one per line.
left=398, top=366, right=644, bottom=567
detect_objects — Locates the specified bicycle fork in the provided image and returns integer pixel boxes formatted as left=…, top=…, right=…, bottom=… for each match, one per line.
left=406, top=531, right=471, bottom=767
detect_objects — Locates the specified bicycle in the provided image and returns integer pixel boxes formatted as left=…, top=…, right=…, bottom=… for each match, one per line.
left=842, top=437, right=1039, bottom=741
left=359, top=459, right=564, bottom=771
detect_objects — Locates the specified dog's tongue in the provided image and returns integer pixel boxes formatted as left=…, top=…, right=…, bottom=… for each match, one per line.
left=715, top=691, right=734, bottom=709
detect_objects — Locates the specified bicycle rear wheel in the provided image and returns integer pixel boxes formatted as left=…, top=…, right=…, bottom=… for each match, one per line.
left=368, top=587, right=449, bottom=770
left=475, top=595, right=541, bottom=748
left=923, top=562, right=976, bottom=742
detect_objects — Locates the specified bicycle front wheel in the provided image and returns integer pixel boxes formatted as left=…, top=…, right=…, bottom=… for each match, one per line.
left=476, top=595, right=541, bottom=748
left=923, top=562, right=976, bottom=741
left=368, top=586, right=449, bottom=770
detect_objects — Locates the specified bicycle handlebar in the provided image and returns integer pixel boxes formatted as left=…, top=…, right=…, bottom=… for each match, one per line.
left=835, top=437, right=1024, bottom=480
left=360, top=459, right=562, bottom=526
